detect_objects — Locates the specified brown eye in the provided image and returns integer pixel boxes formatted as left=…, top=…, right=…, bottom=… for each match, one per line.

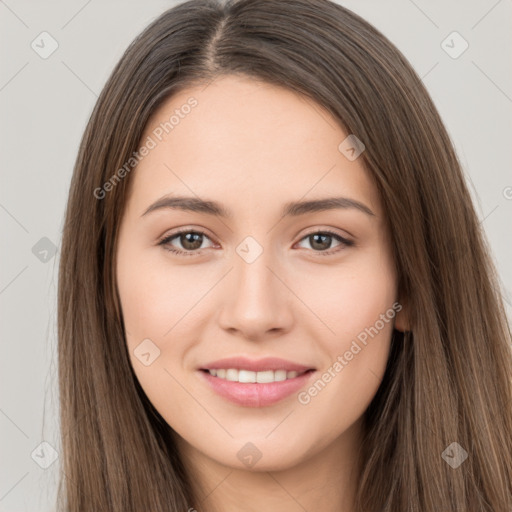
left=159, top=228, right=354, bottom=258
left=159, top=229, right=214, bottom=256
left=177, top=232, right=204, bottom=251
left=296, top=230, right=354, bottom=255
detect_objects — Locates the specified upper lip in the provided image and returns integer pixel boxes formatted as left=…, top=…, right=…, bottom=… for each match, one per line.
left=200, top=356, right=315, bottom=372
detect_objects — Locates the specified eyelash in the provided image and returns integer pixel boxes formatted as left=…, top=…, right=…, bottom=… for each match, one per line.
left=158, top=228, right=354, bottom=257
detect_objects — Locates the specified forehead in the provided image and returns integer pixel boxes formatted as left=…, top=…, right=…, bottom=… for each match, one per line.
left=128, top=75, right=381, bottom=220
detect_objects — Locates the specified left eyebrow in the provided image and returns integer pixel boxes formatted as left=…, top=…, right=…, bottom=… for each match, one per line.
left=142, top=195, right=232, bottom=218
left=141, top=195, right=376, bottom=219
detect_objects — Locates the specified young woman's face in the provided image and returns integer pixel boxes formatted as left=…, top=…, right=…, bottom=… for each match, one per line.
left=116, top=75, right=403, bottom=472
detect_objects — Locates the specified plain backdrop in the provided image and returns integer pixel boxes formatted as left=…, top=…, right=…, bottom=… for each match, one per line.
left=1, top=1, right=511, bottom=510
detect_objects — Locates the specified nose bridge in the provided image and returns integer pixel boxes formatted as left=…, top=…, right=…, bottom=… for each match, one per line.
left=218, top=235, right=293, bottom=338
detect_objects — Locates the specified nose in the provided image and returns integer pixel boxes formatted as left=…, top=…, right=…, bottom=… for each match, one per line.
left=217, top=245, right=294, bottom=342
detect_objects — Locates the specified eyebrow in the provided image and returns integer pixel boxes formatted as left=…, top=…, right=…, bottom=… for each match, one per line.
left=141, top=195, right=375, bottom=219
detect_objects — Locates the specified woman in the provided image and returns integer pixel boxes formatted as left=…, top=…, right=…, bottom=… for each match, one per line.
left=57, top=0, right=512, bottom=510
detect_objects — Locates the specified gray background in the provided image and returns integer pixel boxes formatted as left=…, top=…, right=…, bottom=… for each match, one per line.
left=1, top=1, right=511, bottom=510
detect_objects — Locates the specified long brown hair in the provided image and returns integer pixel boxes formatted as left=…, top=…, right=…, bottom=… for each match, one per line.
left=57, top=0, right=512, bottom=510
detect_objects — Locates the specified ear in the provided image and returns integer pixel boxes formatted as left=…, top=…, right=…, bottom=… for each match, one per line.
left=393, top=298, right=410, bottom=332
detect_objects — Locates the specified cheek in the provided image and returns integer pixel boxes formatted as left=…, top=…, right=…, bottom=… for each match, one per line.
left=297, top=245, right=397, bottom=346
left=117, top=244, right=222, bottom=413
left=116, top=244, right=206, bottom=419
left=117, top=243, right=214, bottom=342
left=295, top=249, right=397, bottom=427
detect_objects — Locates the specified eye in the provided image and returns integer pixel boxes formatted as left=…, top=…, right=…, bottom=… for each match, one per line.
left=295, top=230, right=354, bottom=256
left=158, top=228, right=354, bottom=257
left=158, top=229, right=215, bottom=256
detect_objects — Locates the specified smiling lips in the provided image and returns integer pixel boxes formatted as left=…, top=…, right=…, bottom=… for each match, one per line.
left=199, top=356, right=316, bottom=407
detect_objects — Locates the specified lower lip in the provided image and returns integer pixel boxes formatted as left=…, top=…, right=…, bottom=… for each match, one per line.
left=198, top=370, right=316, bottom=407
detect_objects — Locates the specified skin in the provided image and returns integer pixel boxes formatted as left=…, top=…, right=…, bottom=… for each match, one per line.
left=116, top=75, right=408, bottom=512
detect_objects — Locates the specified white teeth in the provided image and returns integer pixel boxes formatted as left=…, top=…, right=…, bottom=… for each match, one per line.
left=274, top=370, right=287, bottom=381
left=238, top=370, right=256, bottom=383
left=226, top=369, right=238, bottom=381
left=256, top=370, right=274, bottom=383
left=207, top=368, right=306, bottom=383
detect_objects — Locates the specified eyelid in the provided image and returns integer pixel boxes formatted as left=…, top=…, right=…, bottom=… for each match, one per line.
left=299, top=226, right=353, bottom=242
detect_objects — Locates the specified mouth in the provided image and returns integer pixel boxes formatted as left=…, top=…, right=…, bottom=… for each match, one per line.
left=197, top=357, right=316, bottom=407
left=200, top=368, right=314, bottom=383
